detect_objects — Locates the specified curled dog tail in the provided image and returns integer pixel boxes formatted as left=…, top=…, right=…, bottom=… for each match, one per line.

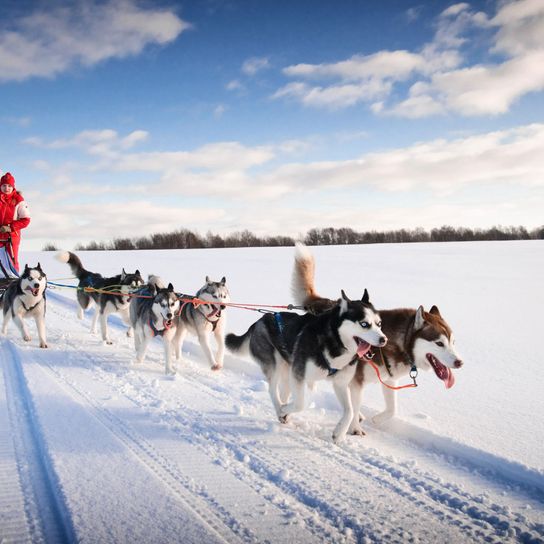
left=291, top=243, right=337, bottom=314
left=55, top=251, right=87, bottom=280
left=147, top=275, right=165, bottom=289
left=225, top=328, right=253, bottom=357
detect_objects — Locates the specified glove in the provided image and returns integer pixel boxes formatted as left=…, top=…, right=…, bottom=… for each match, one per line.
left=0, top=225, right=11, bottom=233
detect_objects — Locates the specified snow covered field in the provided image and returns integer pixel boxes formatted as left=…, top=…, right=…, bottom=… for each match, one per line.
left=1, top=241, right=543, bottom=543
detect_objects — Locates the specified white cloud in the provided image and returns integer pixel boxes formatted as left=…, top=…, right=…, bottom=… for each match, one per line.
left=226, top=79, right=244, bottom=91
left=272, top=80, right=392, bottom=109
left=22, top=123, right=544, bottom=246
left=274, top=0, right=544, bottom=118
left=25, top=129, right=149, bottom=154
left=491, top=0, right=544, bottom=56
left=0, top=0, right=188, bottom=82
left=241, top=57, right=270, bottom=76
left=283, top=50, right=424, bottom=81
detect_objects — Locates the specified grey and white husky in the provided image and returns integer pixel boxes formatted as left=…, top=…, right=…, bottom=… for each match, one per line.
left=291, top=243, right=463, bottom=435
left=226, top=289, right=387, bottom=443
left=174, top=276, right=230, bottom=371
left=1, top=263, right=48, bottom=348
left=130, top=276, right=181, bottom=375
left=56, top=251, right=144, bottom=344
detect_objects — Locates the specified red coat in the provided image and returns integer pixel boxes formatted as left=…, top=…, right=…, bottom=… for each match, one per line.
left=0, top=190, right=30, bottom=271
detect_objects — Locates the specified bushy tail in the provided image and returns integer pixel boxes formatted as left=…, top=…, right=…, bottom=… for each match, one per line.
left=225, top=329, right=253, bottom=357
left=55, top=251, right=87, bottom=280
left=291, top=243, right=338, bottom=314
left=291, top=242, right=318, bottom=306
left=147, top=275, right=165, bottom=289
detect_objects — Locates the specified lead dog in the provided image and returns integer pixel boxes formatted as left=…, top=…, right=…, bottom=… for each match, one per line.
left=1, top=263, right=48, bottom=348
left=130, top=276, right=180, bottom=375
left=291, top=243, right=463, bottom=435
left=226, top=289, right=387, bottom=443
left=174, top=276, right=230, bottom=371
left=57, top=251, right=144, bottom=344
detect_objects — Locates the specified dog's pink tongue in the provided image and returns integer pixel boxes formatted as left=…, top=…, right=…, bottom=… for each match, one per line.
left=444, top=367, right=455, bottom=389
left=356, top=340, right=371, bottom=358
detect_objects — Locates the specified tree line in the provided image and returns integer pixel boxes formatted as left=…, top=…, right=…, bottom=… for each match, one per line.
left=40, top=224, right=543, bottom=251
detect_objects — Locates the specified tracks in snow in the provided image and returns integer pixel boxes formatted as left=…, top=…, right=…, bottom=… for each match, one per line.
left=2, top=293, right=544, bottom=543
left=0, top=339, right=76, bottom=544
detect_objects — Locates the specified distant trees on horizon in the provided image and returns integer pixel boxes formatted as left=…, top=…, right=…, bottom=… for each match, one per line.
left=41, top=224, right=544, bottom=251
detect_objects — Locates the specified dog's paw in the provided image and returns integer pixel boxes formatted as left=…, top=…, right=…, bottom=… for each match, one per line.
left=23, top=335, right=31, bottom=342
left=349, top=424, right=366, bottom=436
left=105, top=340, right=113, bottom=345
left=332, top=432, right=347, bottom=445
left=126, top=330, right=133, bottom=338
left=39, top=342, right=48, bottom=349
left=278, top=414, right=289, bottom=424
left=211, top=363, right=223, bottom=372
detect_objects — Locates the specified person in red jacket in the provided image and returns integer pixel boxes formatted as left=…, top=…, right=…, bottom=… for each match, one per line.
left=0, top=172, right=31, bottom=275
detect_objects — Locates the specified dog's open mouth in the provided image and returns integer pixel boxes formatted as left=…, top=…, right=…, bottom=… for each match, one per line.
left=26, top=286, right=40, bottom=296
left=354, top=337, right=371, bottom=358
left=426, top=353, right=455, bottom=389
left=163, top=319, right=173, bottom=330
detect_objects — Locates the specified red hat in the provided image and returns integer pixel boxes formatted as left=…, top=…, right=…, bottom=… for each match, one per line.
left=0, top=172, right=15, bottom=187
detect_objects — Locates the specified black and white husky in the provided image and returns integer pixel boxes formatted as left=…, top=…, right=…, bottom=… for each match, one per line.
left=129, top=276, right=180, bottom=375
left=56, top=251, right=144, bottom=344
left=226, top=290, right=387, bottom=443
left=291, top=243, right=463, bottom=435
left=174, top=276, right=230, bottom=371
left=1, top=264, right=48, bottom=348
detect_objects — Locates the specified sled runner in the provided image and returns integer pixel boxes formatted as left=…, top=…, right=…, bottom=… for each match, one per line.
left=0, top=239, right=18, bottom=296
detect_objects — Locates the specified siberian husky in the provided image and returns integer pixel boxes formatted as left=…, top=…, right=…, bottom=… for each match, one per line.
left=174, top=276, right=230, bottom=371
left=1, top=264, right=48, bottom=348
left=56, top=251, right=144, bottom=344
left=130, top=276, right=181, bottom=375
left=226, top=289, right=387, bottom=443
left=291, top=243, right=463, bottom=435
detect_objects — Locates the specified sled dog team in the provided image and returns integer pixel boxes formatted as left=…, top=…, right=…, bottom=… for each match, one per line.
left=0, top=245, right=463, bottom=443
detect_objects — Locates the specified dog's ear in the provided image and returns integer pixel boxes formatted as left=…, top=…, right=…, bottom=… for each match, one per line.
left=121, top=268, right=127, bottom=280
left=24, top=264, right=29, bottom=273
left=167, top=283, right=174, bottom=292
left=135, top=270, right=140, bottom=277
left=149, top=283, right=157, bottom=296
left=414, top=305, right=426, bottom=329
left=429, top=305, right=441, bottom=316
left=339, top=290, right=349, bottom=313
left=205, top=275, right=211, bottom=284
left=37, top=262, right=42, bottom=271
left=361, top=288, right=369, bottom=304
left=221, top=276, right=226, bottom=285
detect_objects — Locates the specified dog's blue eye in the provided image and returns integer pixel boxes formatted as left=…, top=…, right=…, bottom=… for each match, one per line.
left=435, top=341, right=444, bottom=347
left=377, top=321, right=382, bottom=327
left=360, top=321, right=369, bottom=328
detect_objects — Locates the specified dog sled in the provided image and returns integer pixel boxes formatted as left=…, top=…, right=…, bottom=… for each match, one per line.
left=0, top=239, right=18, bottom=296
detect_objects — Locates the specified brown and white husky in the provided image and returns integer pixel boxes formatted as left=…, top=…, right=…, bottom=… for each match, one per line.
left=291, top=243, right=463, bottom=435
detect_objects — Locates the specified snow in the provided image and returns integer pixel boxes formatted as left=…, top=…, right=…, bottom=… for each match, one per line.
left=1, top=241, right=543, bottom=543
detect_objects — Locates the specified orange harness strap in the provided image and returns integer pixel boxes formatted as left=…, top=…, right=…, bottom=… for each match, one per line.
left=364, top=349, right=418, bottom=390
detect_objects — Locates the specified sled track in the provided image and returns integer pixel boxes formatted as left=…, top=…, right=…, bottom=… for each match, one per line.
left=0, top=339, right=76, bottom=543
left=32, top=339, right=544, bottom=544
left=30, top=295, right=544, bottom=543
left=27, top=351, right=253, bottom=544
left=32, top=348, right=350, bottom=543
left=146, top=374, right=544, bottom=544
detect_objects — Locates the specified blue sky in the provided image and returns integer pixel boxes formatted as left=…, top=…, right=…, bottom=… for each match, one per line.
left=1, top=0, right=543, bottom=250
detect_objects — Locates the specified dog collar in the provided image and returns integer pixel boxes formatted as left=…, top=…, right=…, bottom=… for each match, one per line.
left=327, top=356, right=358, bottom=377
